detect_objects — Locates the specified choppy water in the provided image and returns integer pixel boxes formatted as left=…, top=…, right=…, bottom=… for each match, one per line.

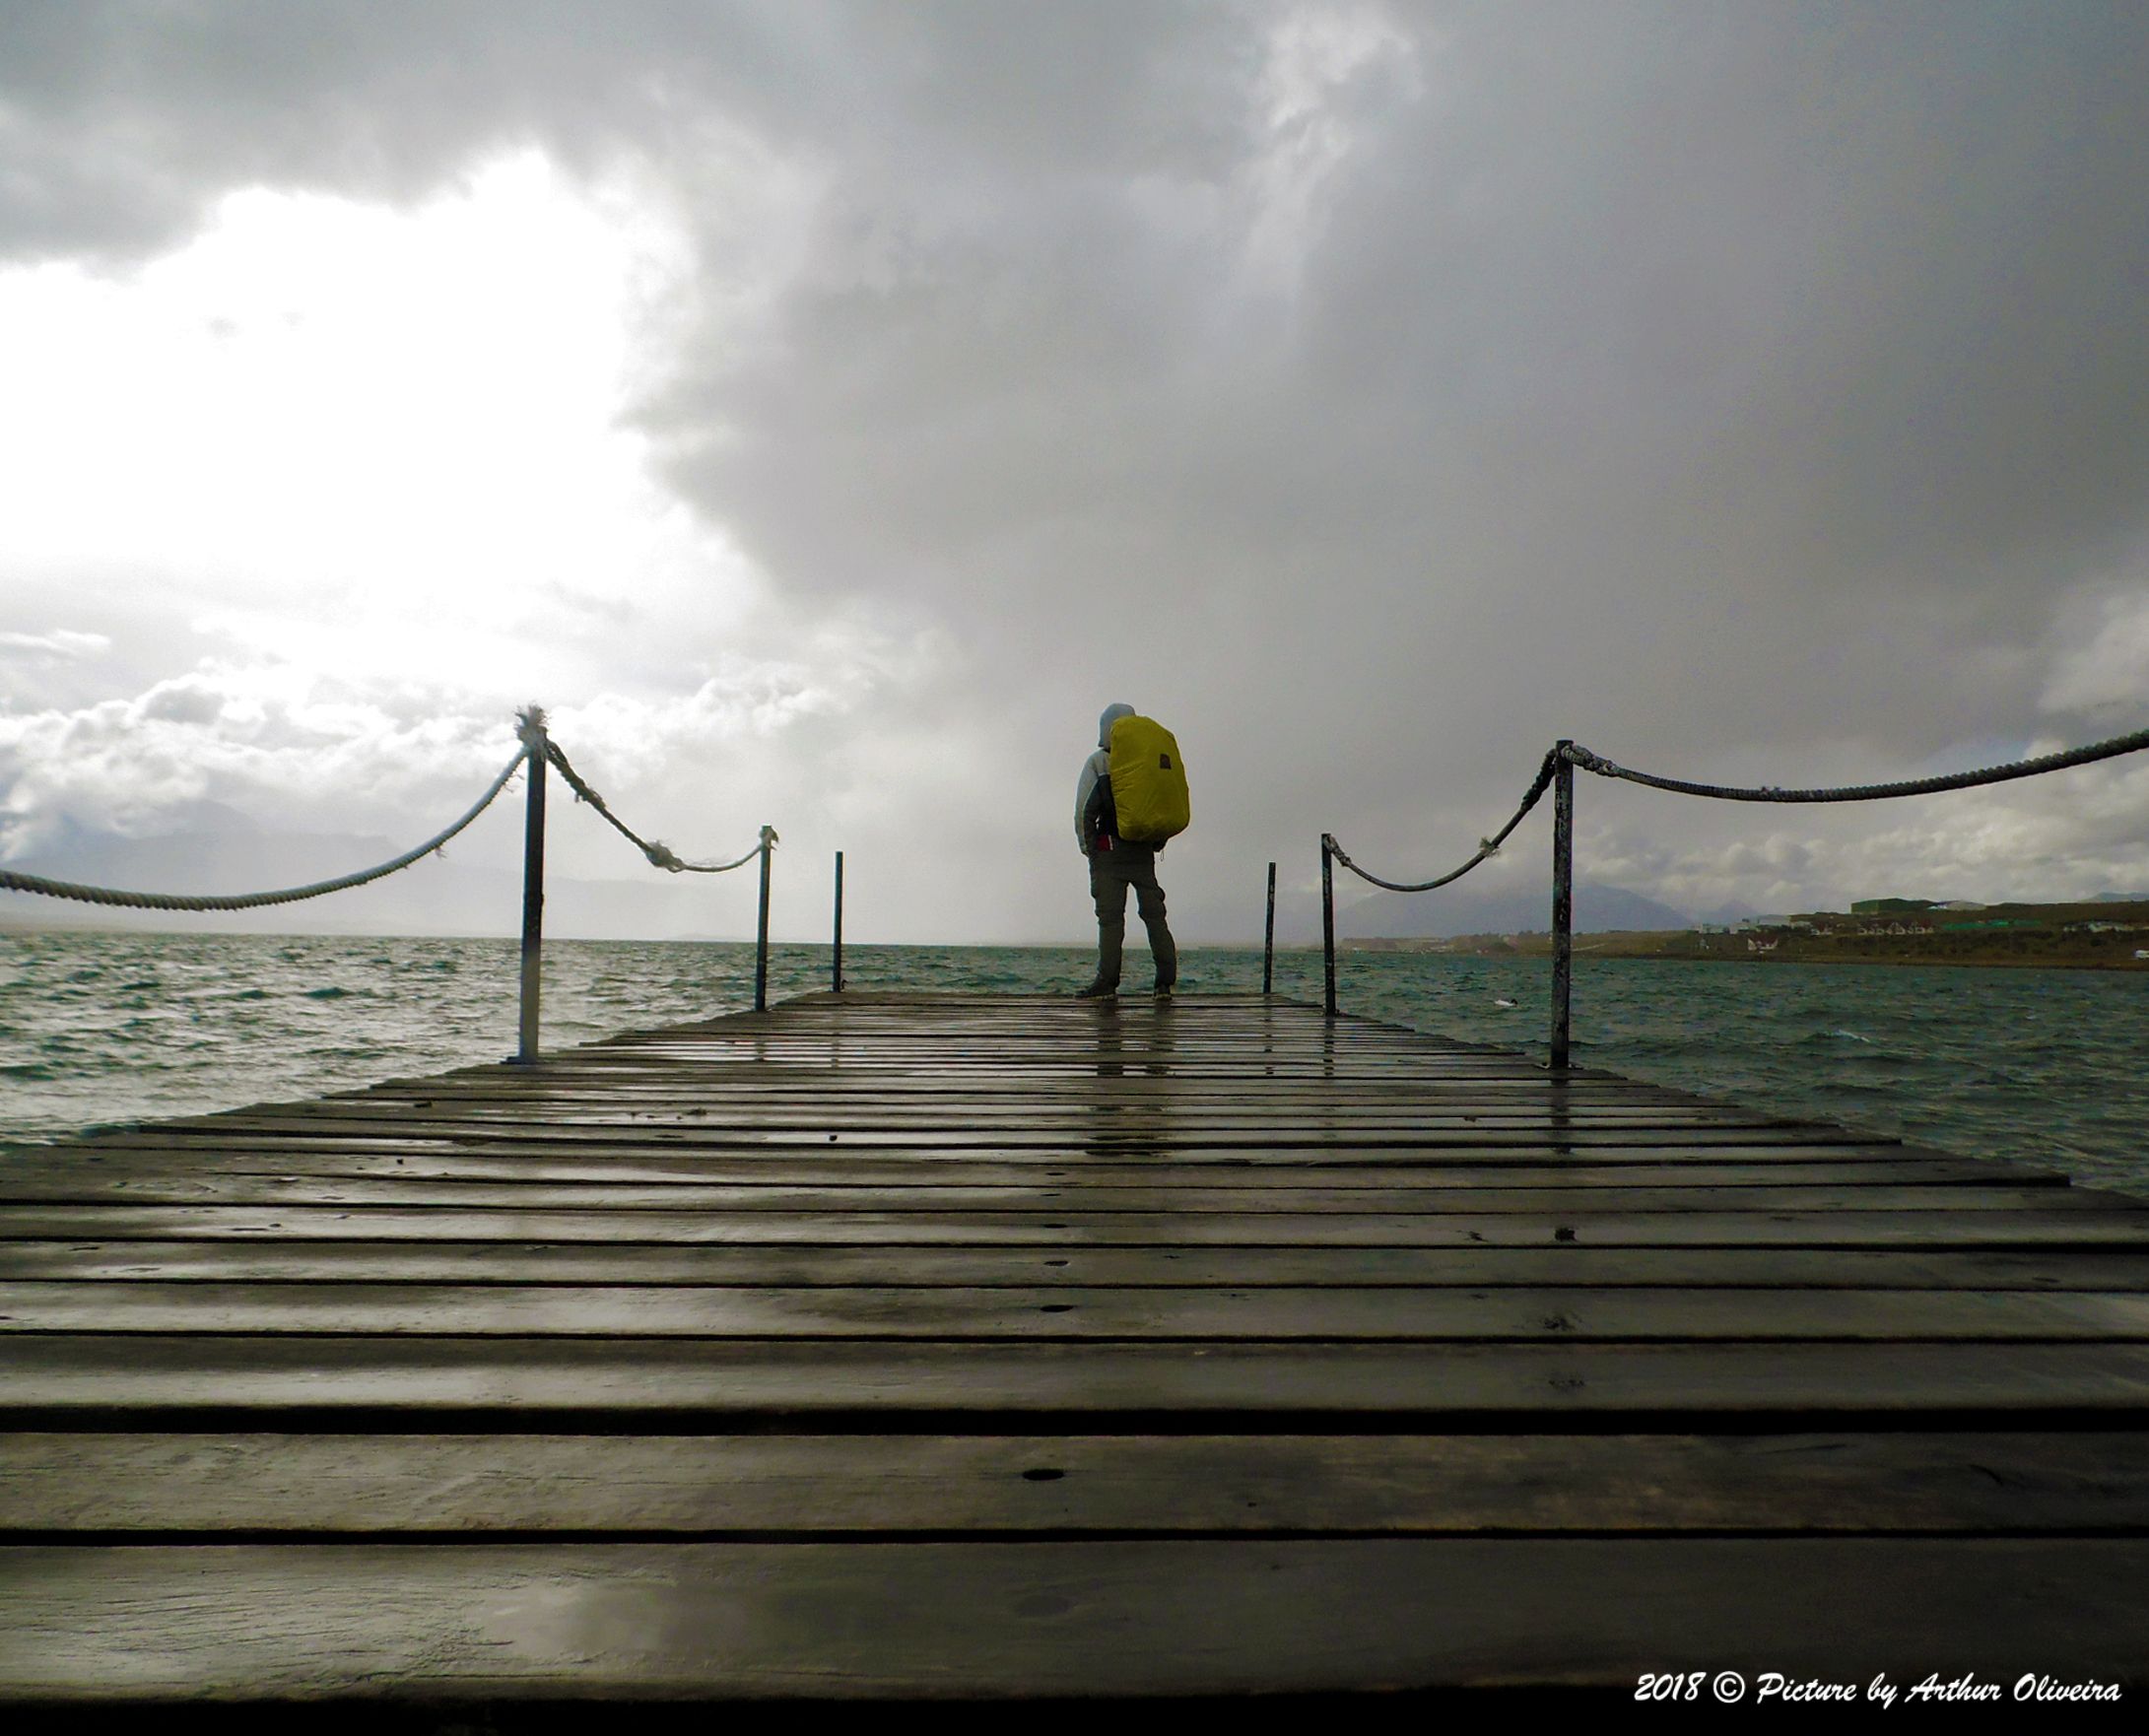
left=2, top=930, right=2144, bottom=1193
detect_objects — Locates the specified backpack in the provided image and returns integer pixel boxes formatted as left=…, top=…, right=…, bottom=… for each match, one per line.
left=1106, top=714, right=1190, bottom=844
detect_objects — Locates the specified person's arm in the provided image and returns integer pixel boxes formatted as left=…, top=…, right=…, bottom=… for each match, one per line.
left=1074, top=755, right=1100, bottom=855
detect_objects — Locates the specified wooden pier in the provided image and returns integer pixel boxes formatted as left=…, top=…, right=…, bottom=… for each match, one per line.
left=3, top=989, right=2148, bottom=1708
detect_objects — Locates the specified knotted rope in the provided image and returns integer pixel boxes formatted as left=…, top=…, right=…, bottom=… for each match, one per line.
left=543, top=739, right=772, bottom=872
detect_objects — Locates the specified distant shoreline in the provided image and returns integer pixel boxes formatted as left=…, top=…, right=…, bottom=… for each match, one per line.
left=1347, top=898, right=2149, bottom=970
left=1349, top=937, right=2147, bottom=971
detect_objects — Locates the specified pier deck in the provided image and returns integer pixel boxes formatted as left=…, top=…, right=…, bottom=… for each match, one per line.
left=3, top=990, right=2148, bottom=1707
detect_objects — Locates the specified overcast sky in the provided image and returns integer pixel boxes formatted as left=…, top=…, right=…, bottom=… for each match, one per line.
left=4, top=0, right=2148, bottom=944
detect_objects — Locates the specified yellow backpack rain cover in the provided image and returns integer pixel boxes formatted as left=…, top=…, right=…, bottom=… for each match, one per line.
left=1108, top=714, right=1191, bottom=844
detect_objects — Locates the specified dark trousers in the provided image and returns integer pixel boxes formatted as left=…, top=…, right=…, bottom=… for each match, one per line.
left=1089, top=843, right=1176, bottom=987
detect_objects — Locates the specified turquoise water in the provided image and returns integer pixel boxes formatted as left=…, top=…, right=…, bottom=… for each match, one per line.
left=1, top=930, right=2143, bottom=1193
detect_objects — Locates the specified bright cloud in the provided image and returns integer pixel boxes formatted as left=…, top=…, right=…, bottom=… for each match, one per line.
left=0, top=630, right=110, bottom=660
left=0, top=145, right=947, bottom=911
left=0, top=151, right=750, bottom=696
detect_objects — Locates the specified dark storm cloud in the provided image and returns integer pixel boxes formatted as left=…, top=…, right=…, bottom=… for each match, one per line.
left=614, top=0, right=2149, bottom=907
left=0, top=0, right=723, bottom=257
left=652, top=4, right=2149, bottom=700
left=0, top=2, right=1245, bottom=258
left=6, top=2, right=2149, bottom=932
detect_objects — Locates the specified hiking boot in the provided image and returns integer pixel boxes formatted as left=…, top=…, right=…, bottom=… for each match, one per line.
left=1073, top=979, right=1119, bottom=999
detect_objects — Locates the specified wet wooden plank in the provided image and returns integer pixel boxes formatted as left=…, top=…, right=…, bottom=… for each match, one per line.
left=2, top=1202, right=2141, bottom=1246
left=0, top=1175, right=2104, bottom=1214
left=4, top=1334, right=2149, bottom=1418
left=101, top=1112, right=1777, bottom=1139
left=128, top=1121, right=1892, bottom=1153
left=7, top=1431, right=2147, bottom=1535
left=5, top=1238, right=2141, bottom=1289
left=69, top=1134, right=1960, bottom=1167
left=208, top=1107, right=1782, bottom=1131
left=12, top=1281, right=2149, bottom=1341
left=3, top=1152, right=2053, bottom=1188
left=3, top=1538, right=2146, bottom=1699
left=338, top=1083, right=1699, bottom=1105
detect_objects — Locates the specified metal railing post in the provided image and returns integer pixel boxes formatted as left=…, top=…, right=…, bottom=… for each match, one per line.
left=754, top=825, right=775, bottom=1013
left=1320, top=835, right=1337, bottom=1017
left=833, top=849, right=844, bottom=992
left=1550, top=741, right=1574, bottom=1069
left=514, top=708, right=548, bottom=1064
left=1262, top=860, right=1276, bottom=995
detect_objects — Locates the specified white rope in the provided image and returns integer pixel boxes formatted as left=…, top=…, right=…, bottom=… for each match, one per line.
left=0, top=745, right=529, bottom=912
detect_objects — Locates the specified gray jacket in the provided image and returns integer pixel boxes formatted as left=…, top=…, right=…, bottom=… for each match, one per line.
left=1074, top=702, right=1137, bottom=855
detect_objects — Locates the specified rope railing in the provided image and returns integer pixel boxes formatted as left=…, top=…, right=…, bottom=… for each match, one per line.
left=1, top=703, right=795, bottom=1060
left=1562, top=725, right=2149, bottom=804
left=1324, top=747, right=1561, bottom=893
left=0, top=744, right=530, bottom=912
left=1318, top=721, right=2149, bottom=1065
left=531, top=723, right=781, bottom=1022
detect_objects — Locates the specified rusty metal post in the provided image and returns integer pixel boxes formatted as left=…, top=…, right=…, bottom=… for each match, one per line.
left=513, top=708, right=548, bottom=1065
left=833, top=849, right=844, bottom=992
left=1262, top=860, right=1277, bottom=995
left=1551, top=741, right=1575, bottom=1069
left=1320, top=835, right=1337, bottom=1017
left=754, top=825, right=775, bottom=1013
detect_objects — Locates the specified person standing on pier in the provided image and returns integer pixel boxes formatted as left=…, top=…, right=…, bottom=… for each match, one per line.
left=1074, top=701, right=1183, bottom=998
